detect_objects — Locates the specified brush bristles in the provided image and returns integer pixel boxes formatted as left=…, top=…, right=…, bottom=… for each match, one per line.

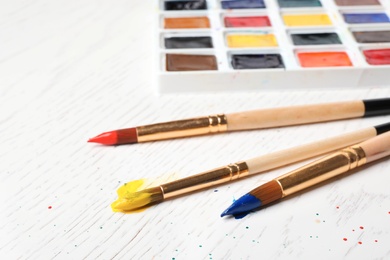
left=251, top=180, right=283, bottom=206
left=116, top=128, right=138, bottom=144
left=143, top=186, right=165, bottom=205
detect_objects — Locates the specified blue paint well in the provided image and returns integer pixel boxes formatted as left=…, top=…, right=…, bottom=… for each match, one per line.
left=220, top=194, right=261, bottom=217
left=343, top=13, right=390, bottom=24
left=221, top=0, right=266, bottom=9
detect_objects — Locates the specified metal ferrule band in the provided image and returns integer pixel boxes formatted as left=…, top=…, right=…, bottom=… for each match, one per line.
left=137, top=114, right=228, bottom=142
left=161, top=162, right=249, bottom=199
left=276, top=145, right=367, bottom=197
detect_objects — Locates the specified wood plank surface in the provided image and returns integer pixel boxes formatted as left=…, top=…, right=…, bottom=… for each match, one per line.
left=1, top=0, right=390, bottom=259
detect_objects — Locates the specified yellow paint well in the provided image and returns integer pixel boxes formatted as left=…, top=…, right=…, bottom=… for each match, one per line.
left=283, top=14, right=332, bottom=26
left=227, top=34, right=278, bottom=48
left=111, top=179, right=151, bottom=213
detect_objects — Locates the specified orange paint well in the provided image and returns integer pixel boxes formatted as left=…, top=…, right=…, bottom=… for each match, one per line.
left=298, top=52, right=352, bottom=67
left=164, top=17, right=210, bottom=29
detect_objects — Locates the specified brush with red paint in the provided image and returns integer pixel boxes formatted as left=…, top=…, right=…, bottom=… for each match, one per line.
left=88, top=98, right=390, bottom=145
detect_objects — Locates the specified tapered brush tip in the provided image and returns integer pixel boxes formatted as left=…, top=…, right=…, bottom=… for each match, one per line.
left=220, top=194, right=261, bottom=217
left=88, top=132, right=118, bottom=145
left=88, top=128, right=138, bottom=145
left=111, top=187, right=164, bottom=212
left=221, top=180, right=283, bottom=217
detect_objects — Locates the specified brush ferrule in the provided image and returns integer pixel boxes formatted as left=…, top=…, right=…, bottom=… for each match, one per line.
left=161, top=162, right=249, bottom=199
left=276, top=145, right=367, bottom=197
left=137, top=114, right=228, bottom=142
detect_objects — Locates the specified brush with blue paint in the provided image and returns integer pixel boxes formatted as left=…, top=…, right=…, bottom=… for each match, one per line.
left=221, top=130, right=390, bottom=218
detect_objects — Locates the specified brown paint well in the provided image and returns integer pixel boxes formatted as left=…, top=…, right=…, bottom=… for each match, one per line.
left=334, top=0, right=380, bottom=6
left=164, top=17, right=210, bottom=29
left=166, top=54, right=218, bottom=71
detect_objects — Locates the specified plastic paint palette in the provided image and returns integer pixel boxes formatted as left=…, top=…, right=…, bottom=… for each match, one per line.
left=157, top=0, right=390, bottom=93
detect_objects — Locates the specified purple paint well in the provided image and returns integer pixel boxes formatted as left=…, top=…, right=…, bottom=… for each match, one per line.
left=221, top=0, right=266, bottom=9
left=343, top=13, right=390, bottom=24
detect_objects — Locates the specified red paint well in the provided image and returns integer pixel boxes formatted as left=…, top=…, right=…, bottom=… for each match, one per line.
left=360, top=226, right=364, bottom=229
left=363, top=49, right=390, bottom=65
left=224, top=16, right=271, bottom=28
left=48, top=206, right=52, bottom=209
left=358, top=241, right=363, bottom=245
left=343, top=238, right=348, bottom=241
left=298, top=52, right=352, bottom=67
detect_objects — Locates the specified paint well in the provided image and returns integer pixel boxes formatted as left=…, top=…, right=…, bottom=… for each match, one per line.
left=164, top=0, right=207, bottom=10
left=221, top=0, right=266, bottom=9
left=283, top=14, right=332, bottom=26
left=363, top=49, right=390, bottom=65
left=334, top=0, right=380, bottom=6
left=227, top=34, right=278, bottom=47
left=297, top=52, right=352, bottom=67
left=343, top=13, right=390, bottom=24
left=164, top=17, right=210, bottom=29
left=231, top=54, right=284, bottom=69
left=165, top=36, right=213, bottom=49
left=278, top=0, right=322, bottom=8
left=166, top=54, right=218, bottom=71
left=291, top=33, right=342, bottom=45
left=352, top=31, right=390, bottom=43
left=224, top=16, right=271, bottom=27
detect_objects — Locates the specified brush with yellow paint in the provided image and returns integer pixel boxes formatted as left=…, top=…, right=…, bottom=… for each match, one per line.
left=111, top=122, right=390, bottom=212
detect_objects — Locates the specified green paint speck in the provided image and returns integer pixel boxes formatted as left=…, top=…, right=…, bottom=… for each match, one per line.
left=246, top=226, right=249, bottom=229
left=199, top=245, right=202, bottom=248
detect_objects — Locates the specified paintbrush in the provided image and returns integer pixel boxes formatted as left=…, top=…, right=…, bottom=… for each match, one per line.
left=88, top=98, right=390, bottom=145
left=221, top=130, right=390, bottom=218
left=111, top=122, right=390, bottom=212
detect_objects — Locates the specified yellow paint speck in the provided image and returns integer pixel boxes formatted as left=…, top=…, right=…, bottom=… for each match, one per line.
left=283, top=14, right=332, bottom=26
left=227, top=34, right=278, bottom=48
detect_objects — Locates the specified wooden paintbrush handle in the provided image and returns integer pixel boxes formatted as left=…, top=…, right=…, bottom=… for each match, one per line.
left=361, top=131, right=390, bottom=163
left=226, top=100, right=364, bottom=131
left=245, top=126, right=376, bottom=174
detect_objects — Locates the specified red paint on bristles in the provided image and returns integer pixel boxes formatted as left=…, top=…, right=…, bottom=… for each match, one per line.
left=88, top=128, right=138, bottom=145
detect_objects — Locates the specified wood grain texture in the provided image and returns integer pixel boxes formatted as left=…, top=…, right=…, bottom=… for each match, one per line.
left=1, top=0, right=390, bottom=259
left=226, top=100, right=365, bottom=131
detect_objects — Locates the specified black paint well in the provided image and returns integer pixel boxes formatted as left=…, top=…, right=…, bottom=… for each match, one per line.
left=164, top=0, right=207, bottom=10
left=231, top=54, right=284, bottom=69
left=165, top=36, right=213, bottom=49
left=352, top=31, right=390, bottom=43
left=291, top=33, right=342, bottom=45
left=278, top=0, right=322, bottom=8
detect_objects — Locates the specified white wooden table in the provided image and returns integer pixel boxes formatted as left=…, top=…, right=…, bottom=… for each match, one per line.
left=1, top=1, right=390, bottom=259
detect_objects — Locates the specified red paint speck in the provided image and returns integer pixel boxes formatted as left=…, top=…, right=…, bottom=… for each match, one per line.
left=360, top=226, right=364, bottom=230
left=375, top=240, right=378, bottom=243
left=343, top=238, right=348, bottom=241
left=352, top=229, right=355, bottom=232
left=336, top=206, right=340, bottom=209
left=358, top=241, right=363, bottom=245
left=48, top=206, right=52, bottom=209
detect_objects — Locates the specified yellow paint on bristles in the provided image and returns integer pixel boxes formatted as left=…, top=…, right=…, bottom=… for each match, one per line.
left=283, top=14, right=332, bottom=26
left=111, top=179, right=152, bottom=213
left=227, top=34, right=278, bottom=48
